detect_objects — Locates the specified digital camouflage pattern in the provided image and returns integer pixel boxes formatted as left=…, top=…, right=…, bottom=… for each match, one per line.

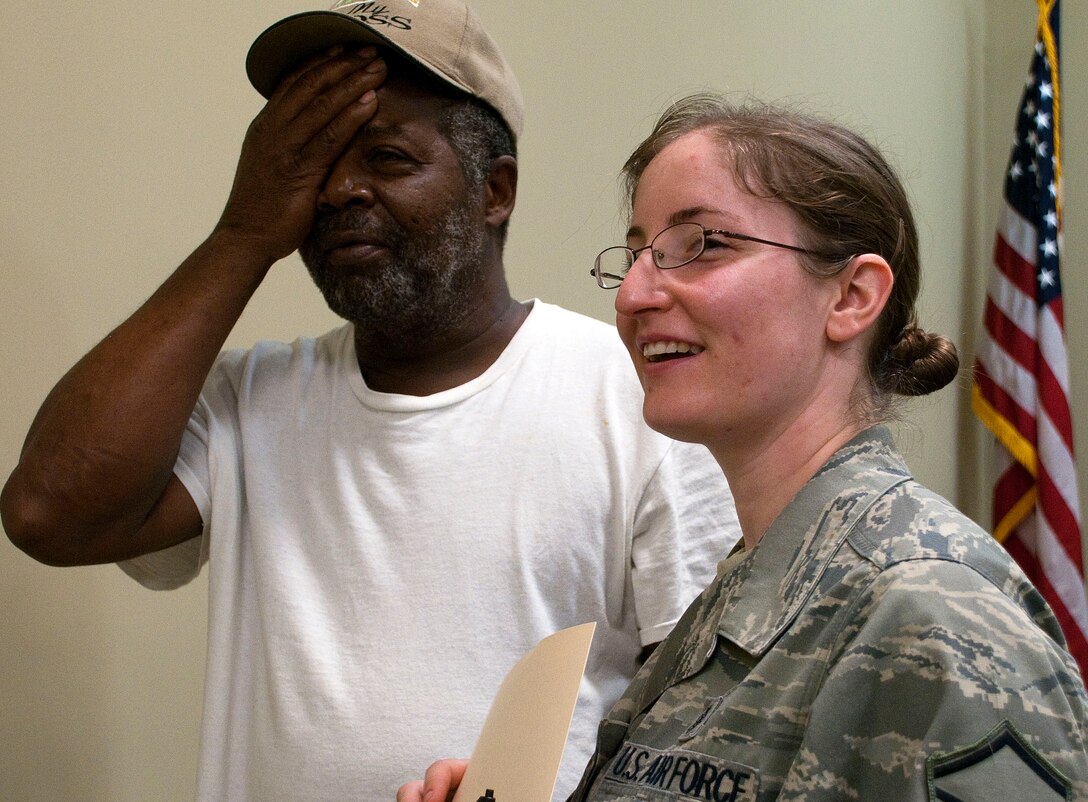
left=570, top=427, right=1088, bottom=801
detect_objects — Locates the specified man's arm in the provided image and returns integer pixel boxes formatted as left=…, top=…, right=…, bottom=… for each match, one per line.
left=1, top=47, right=387, bottom=566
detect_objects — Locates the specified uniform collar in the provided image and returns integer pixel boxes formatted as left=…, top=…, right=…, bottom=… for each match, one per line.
left=714, top=426, right=911, bottom=656
left=654, top=426, right=913, bottom=696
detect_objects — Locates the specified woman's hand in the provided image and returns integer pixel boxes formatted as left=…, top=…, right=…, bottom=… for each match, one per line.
left=396, top=759, right=468, bottom=802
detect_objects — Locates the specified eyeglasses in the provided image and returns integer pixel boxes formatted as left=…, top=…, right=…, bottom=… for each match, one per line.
left=590, top=221, right=842, bottom=289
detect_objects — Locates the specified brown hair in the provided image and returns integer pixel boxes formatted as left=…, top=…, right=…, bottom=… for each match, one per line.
left=622, top=93, right=959, bottom=416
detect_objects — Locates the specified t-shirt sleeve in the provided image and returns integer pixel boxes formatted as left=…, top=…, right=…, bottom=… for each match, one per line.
left=629, top=441, right=740, bottom=646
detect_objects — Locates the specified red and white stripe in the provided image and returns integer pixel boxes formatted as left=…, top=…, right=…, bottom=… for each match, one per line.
left=974, top=200, right=1088, bottom=677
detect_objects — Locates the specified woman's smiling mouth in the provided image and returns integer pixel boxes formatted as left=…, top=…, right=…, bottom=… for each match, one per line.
left=642, top=341, right=705, bottom=362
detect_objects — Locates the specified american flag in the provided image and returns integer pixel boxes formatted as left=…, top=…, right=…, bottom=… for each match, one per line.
left=972, top=0, right=1088, bottom=679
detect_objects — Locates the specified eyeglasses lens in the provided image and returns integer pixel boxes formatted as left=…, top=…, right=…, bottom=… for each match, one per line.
left=593, top=223, right=710, bottom=288
left=654, top=223, right=705, bottom=269
left=595, top=247, right=633, bottom=288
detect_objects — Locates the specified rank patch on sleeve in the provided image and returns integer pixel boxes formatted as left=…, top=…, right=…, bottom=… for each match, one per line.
left=926, top=721, right=1072, bottom=801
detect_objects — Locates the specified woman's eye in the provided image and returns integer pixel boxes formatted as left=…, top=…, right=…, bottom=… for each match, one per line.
left=703, top=236, right=733, bottom=251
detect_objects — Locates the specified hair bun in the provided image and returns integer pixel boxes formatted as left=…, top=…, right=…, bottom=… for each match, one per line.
left=880, top=326, right=960, bottom=396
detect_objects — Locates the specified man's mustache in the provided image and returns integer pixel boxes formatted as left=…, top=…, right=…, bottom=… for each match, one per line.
left=310, top=208, right=385, bottom=240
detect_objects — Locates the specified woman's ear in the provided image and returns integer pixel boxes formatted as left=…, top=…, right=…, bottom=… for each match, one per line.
left=826, top=254, right=894, bottom=343
left=484, top=154, right=518, bottom=229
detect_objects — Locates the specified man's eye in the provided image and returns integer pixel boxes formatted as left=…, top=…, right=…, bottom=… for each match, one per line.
left=371, top=149, right=412, bottom=165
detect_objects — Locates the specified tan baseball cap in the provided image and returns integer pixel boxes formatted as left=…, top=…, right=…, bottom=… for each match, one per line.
left=246, top=0, right=524, bottom=139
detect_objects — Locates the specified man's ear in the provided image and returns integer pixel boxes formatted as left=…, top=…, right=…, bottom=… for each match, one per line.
left=826, top=254, right=894, bottom=343
left=484, top=154, right=517, bottom=229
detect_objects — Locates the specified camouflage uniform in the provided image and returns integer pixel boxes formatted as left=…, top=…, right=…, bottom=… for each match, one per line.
left=570, top=427, right=1088, bottom=801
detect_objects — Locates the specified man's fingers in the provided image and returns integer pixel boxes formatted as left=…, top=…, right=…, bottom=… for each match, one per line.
left=271, top=45, right=375, bottom=103
left=291, top=56, right=386, bottom=151
left=259, top=50, right=386, bottom=168
left=271, top=46, right=383, bottom=124
left=214, top=46, right=386, bottom=260
left=241, top=48, right=386, bottom=187
left=297, top=84, right=379, bottom=168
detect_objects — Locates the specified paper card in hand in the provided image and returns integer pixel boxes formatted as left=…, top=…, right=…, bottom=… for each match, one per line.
left=452, top=622, right=597, bottom=802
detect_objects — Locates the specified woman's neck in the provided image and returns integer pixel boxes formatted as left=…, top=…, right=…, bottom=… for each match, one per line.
left=712, top=418, right=869, bottom=550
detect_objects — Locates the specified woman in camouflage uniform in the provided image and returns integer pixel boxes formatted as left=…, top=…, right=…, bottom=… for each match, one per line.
left=402, top=94, right=1088, bottom=801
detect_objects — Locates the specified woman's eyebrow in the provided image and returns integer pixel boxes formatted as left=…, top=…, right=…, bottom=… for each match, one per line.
left=626, top=206, right=743, bottom=241
left=667, top=206, right=739, bottom=227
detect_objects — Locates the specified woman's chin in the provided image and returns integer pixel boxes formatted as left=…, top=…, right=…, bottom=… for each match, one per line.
left=641, top=404, right=706, bottom=445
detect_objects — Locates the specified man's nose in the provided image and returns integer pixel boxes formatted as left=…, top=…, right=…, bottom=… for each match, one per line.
left=317, top=157, right=375, bottom=211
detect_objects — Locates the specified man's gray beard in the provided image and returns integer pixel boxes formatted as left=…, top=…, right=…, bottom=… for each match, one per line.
left=300, top=199, right=488, bottom=348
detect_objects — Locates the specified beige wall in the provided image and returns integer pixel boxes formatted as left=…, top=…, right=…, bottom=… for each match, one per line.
left=2, top=1, right=1085, bottom=798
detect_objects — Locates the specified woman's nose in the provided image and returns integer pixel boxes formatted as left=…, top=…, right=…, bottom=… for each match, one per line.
left=615, top=249, right=668, bottom=316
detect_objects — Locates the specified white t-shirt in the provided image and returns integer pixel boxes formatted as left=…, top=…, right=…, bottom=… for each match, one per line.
left=122, top=301, right=739, bottom=801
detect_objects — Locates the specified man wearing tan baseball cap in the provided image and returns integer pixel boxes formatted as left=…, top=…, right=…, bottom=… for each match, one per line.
left=246, top=0, right=524, bottom=138
left=1, top=1, right=738, bottom=799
